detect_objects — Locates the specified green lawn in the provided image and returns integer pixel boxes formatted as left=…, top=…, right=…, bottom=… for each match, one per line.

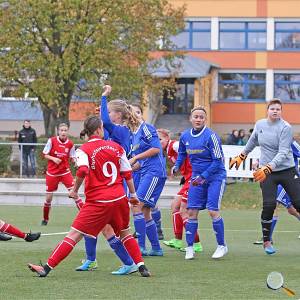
left=0, top=203, right=299, bottom=300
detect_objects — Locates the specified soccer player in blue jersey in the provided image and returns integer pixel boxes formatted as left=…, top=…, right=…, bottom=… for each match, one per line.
left=131, top=103, right=165, bottom=240
left=128, top=110, right=167, bottom=256
left=254, top=139, right=300, bottom=244
left=77, top=86, right=149, bottom=276
left=173, top=106, right=228, bottom=260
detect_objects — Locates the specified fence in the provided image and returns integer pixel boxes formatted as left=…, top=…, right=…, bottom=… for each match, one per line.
left=0, top=142, right=82, bottom=178
left=0, top=142, right=263, bottom=178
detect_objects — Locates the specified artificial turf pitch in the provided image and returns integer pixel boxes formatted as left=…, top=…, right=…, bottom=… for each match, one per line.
left=0, top=205, right=299, bottom=300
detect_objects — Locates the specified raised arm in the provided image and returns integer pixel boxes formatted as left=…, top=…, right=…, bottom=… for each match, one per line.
left=100, top=85, right=115, bottom=134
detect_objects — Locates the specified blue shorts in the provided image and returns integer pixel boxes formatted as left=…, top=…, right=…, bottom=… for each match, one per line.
left=276, top=185, right=292, bottom=209
left=133, top=171, right=141, bottom=190
left=136, top=174, right=166, bottom=208
left=187, top=179, right=226, bottom=211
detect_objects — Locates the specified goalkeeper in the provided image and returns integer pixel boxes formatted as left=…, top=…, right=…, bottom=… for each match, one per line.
left=230, top=98, right=300, bottom=255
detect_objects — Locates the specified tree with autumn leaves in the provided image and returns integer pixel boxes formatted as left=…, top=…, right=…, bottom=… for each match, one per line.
left=0, top=0, right=184, bottom=136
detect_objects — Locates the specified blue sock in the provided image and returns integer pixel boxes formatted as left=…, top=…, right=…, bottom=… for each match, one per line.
left=185, top=219, right=198, bottom=247
left=151, top=207, right=162, bottom=232
left=269, top=216, right=278, bottom=241
left=107, top=235, right=134, bottom=266
left=133, top=213, right=146, bottom=249
left=146, top=219, right=161, bottom=250
left=84, top=236, right=97, bottom=261
left=213, top=216, right=225, bottom=246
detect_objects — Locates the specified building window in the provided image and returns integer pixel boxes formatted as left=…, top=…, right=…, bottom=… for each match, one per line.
left=274, top=74, right=300, bottom=101
left=219, top=22, right=266, bottom=50
left=218, top=73, right=266, bottom=101
left=170, top=21, right=211, bottom=50
left=275, top=22, right=300, bottom=49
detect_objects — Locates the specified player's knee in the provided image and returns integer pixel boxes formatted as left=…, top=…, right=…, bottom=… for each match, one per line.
left=261, top=203, right=276, bottom=220
left=208, top=210, right=220, bottom=219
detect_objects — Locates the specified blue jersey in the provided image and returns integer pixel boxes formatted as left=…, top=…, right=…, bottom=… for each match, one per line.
left=175, top=126, right=226, bottom=181
left=291, top=140, right=300, bottom=173
left=132, top=122, right=166, bottom=178
left=100, top=95, right=132, bottom=156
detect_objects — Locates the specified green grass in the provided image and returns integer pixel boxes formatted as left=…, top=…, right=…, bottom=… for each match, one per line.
left=0, top=204, right=299, bottom=300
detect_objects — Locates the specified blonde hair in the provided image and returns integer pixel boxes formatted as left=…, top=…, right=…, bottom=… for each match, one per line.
left=191, top=106, right=207, bottom=114
left=108, top=99, right=140, bottom=132
left=157, top=128, right=171, bottom=140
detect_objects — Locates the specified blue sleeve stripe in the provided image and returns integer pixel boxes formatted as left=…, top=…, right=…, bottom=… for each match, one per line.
left=143, top=125, right=153, bottom=140
left=211, top=134, right=222, bottom=158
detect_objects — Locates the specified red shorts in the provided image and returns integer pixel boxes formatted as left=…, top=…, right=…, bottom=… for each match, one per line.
left=177, top=179, right=190, bottom=204
left=46, top=172, right=74, bottom=192
left=71, top=197, right=130, bottom=238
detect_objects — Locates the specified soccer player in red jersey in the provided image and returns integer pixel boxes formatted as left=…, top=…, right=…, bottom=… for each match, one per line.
left=157, top=129, right=202, bottom=253
left=0, top=219, right=40, bottom=242
left=28, top=116, right=150, bottom=277
left=41, top=123, right=83, bottom=225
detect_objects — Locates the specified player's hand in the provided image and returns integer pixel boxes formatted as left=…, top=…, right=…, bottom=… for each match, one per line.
left=52, top=157, right=62, bottom=165
left=128, top=192, right=139, bottom=206
left=129, top=156, right=137, bottom=166
left=69, top=190, right=78, bottom=199
left=102, top=85, right=112, bottom=97
left=253, top=164, right=272, bottom=183
left=171, top=166, right=179, bottom=177
left=95, top=106, right=100, bottom=114
left=191, top=176, right=206, bottom=186
left=129, top=196, right=140, bottom=206
left=131, top=161, right=140, bottom=171
left=229, top=153, right=247, bottom=169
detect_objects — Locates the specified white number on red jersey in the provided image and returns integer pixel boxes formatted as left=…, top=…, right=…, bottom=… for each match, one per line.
left=102, top=161, right=117, bottom=185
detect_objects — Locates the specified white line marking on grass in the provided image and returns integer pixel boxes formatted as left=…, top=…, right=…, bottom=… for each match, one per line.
left=41, top=232, right=69, bottom=236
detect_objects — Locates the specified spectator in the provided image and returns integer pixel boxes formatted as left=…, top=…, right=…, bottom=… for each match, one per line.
left=18, top=120, right=37, bottom=177
left=237, top=129, right=246, bottom=146
left=226, top=129, right=239, bottom=145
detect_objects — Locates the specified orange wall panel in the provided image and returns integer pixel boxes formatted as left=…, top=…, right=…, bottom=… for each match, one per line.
left=170, top=0, right=257, bottom=17
left=212, top=102, right=255, bottom=123
left=69, top=102, right=97, bottom=121
left=257, top=0, right=267, bottom=17
left=282, top=104, right=300, bottom=124
left=268, top=1, right=300, bottom=17
left=190, top=52, right=256, bottom=69
left=267, top=52, right=300, bottom=69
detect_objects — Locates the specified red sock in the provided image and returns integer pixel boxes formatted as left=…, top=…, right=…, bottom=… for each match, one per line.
left=43, top=202, right=51, bottom=221
left=183, top=218, right=200, bottom=243
left=0, top=223, right=26, bottom=239
left=122, top=234, right=143, bottom=265
left=47, top=237, right=77, bottom=268
left=173, top=211, right=183, bottom=240
left=75, top=198, right=83, bottom=210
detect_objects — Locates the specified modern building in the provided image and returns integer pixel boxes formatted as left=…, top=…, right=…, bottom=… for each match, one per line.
left=152, top=0, right=300, bottom=135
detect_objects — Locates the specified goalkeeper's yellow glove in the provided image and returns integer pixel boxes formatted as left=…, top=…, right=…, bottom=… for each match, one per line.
left=253, top=164, right=272, bottom=183
left=229, top=153, right=247, bottom=169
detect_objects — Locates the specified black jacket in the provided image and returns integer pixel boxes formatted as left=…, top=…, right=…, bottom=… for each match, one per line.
left=18, top=126, right=37, bottom=152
